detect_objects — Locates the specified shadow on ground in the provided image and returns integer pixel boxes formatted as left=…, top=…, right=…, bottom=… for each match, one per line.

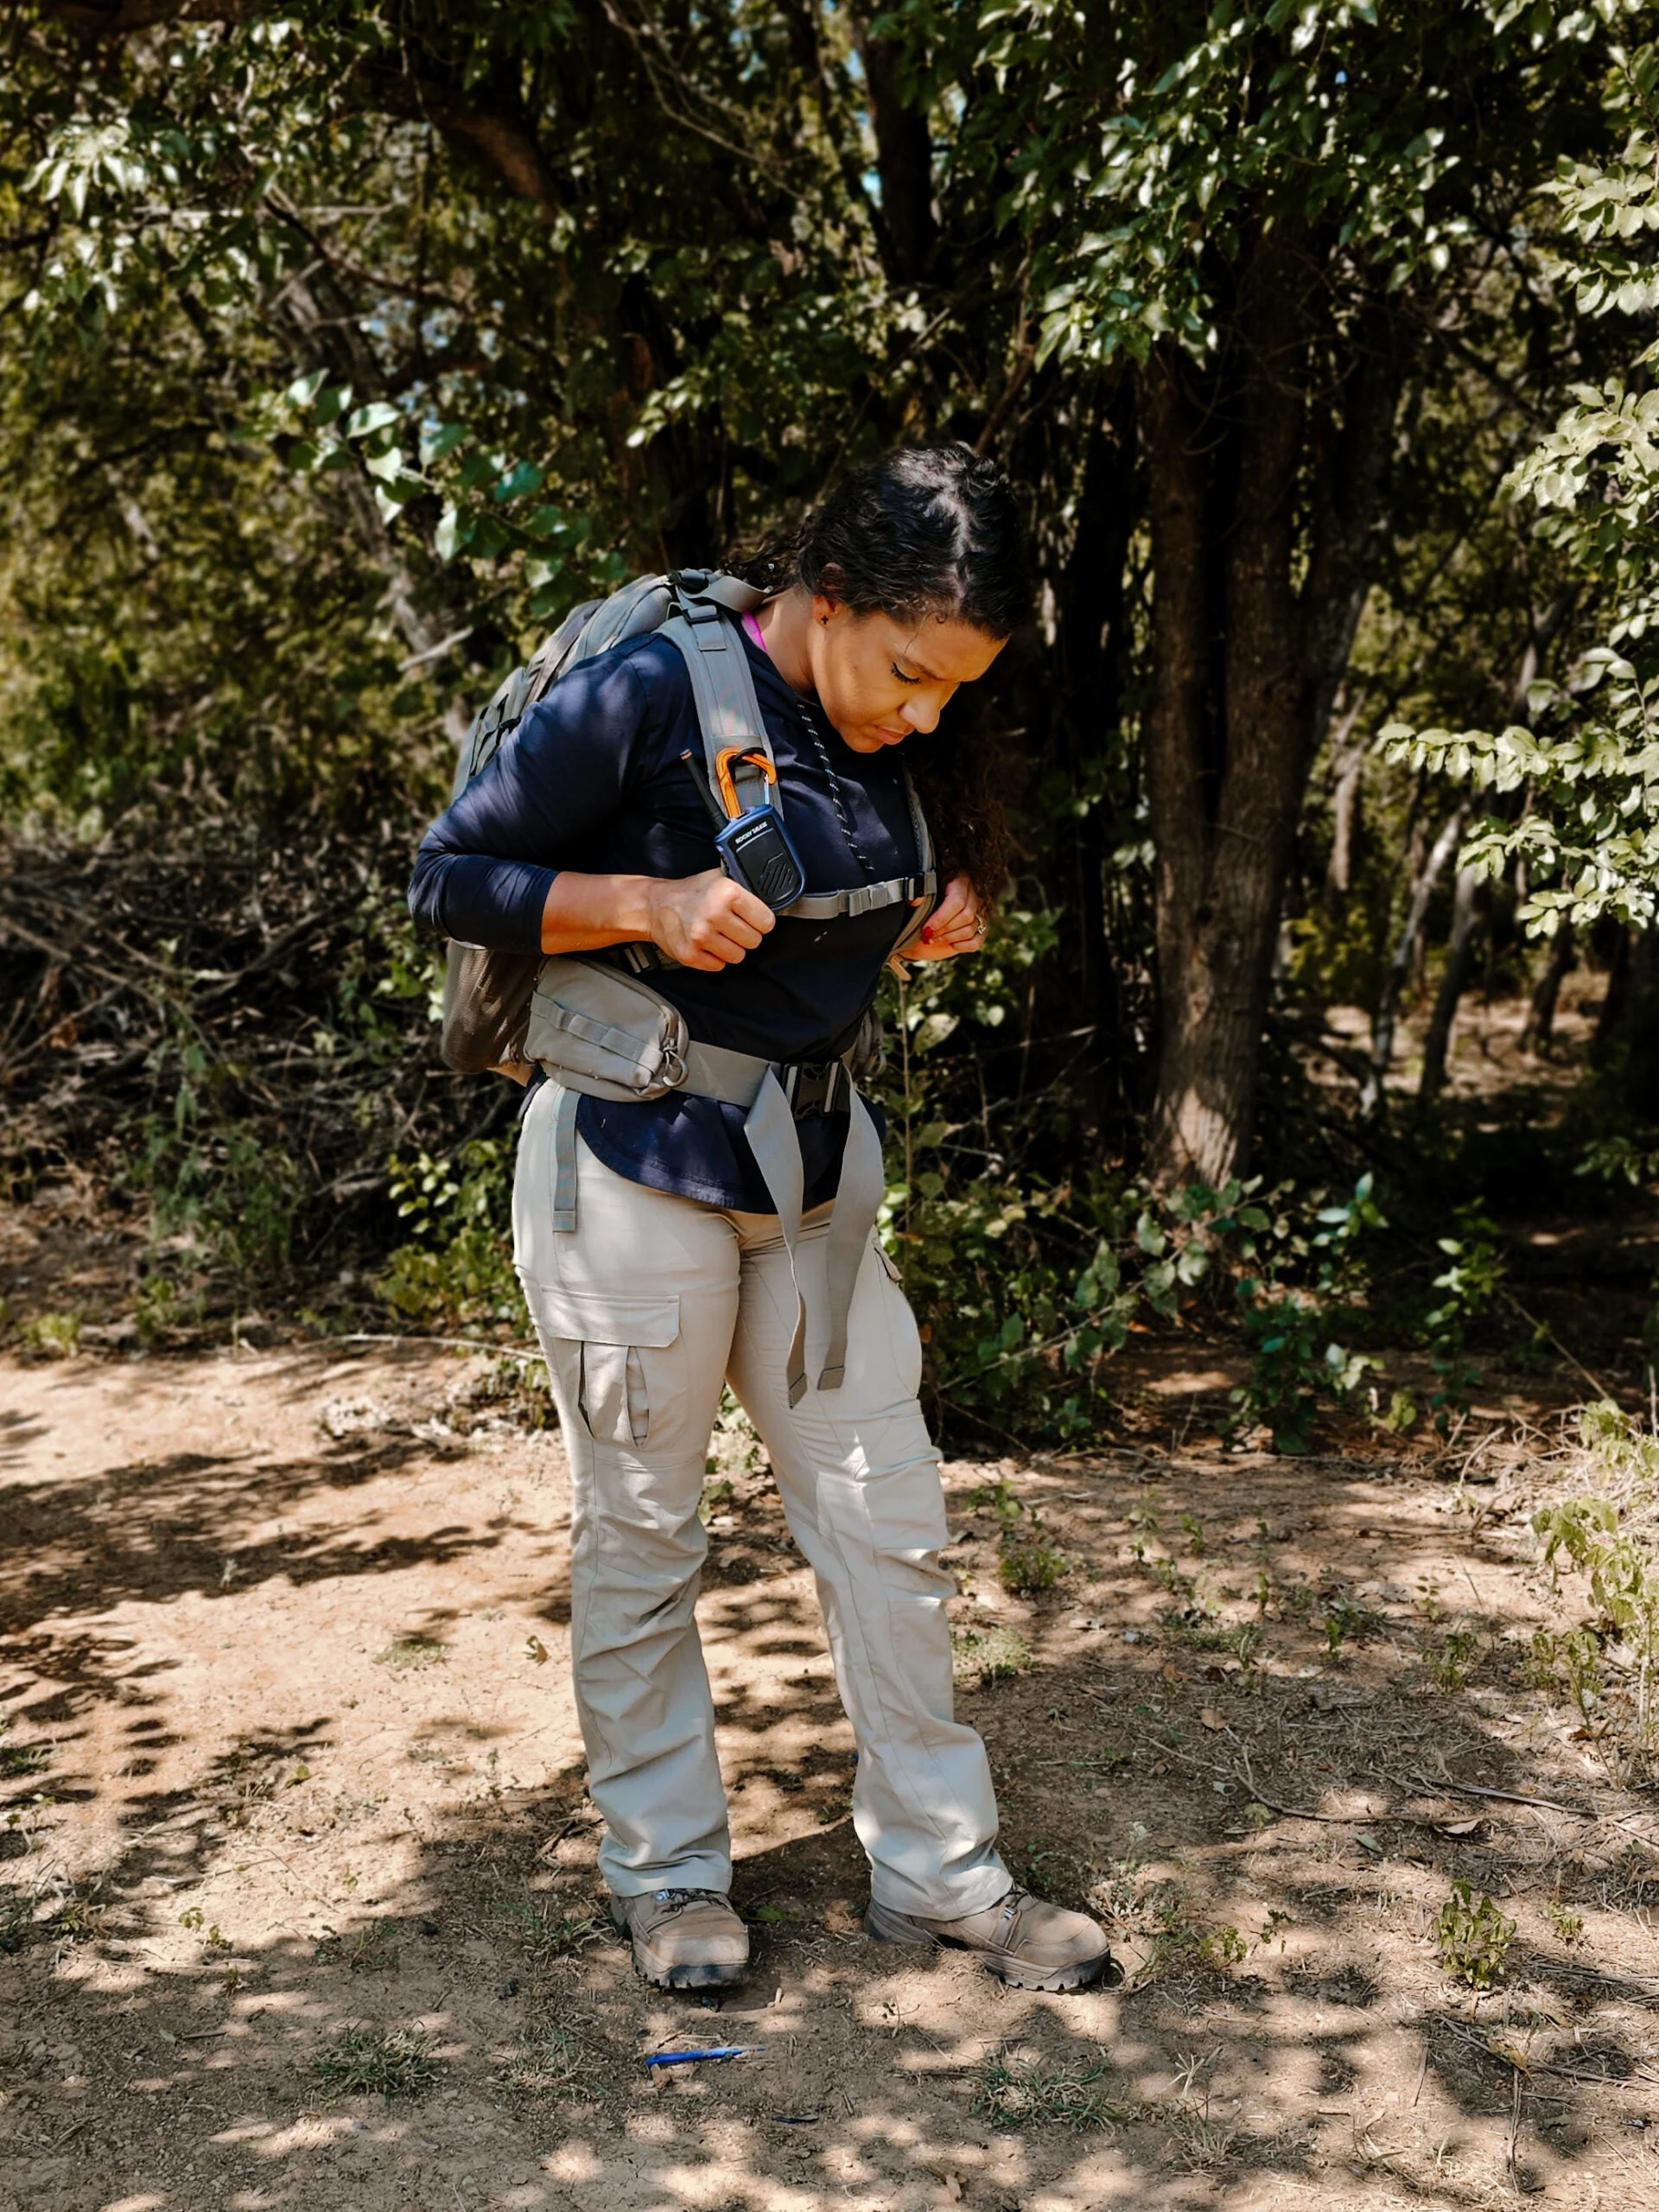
left=3, top=1344, right=1657, bottom=2210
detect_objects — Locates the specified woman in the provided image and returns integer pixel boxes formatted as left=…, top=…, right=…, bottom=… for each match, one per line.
left=409, top=444, right=1112, bottom=1994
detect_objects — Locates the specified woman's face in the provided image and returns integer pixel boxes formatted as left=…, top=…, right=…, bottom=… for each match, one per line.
left=808, top=594, right=1007, bottom=754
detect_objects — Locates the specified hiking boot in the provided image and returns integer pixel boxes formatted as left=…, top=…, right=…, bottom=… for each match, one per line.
left=865, top=1885, right=1113, bottom=1993
left=611, top=1888, right=749, bottom=1989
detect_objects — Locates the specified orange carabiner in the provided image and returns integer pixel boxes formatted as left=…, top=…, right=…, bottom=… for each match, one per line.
left=714, top=747, right=777, bottom=818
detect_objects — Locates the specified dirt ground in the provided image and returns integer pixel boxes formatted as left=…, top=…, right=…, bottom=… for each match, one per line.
left=4, top=1327, right=1659, bottom=2212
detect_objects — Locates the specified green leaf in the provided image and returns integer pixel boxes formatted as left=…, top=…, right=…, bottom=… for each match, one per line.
left=420, top=423, right=467, bottom=466
left=495, top=459, right=545, bottom=503
left=346, top=401, right=401, bottom=439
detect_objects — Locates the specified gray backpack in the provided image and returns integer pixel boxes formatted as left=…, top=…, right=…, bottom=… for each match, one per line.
left=439, top=567, right=935, bottom=1077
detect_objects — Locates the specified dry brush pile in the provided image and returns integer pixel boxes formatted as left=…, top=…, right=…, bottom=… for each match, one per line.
left=0, top=821, right=505, bottom=1346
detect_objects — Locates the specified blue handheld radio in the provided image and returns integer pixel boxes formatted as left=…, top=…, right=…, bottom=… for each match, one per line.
left=681, top=747, right=807, bottom=912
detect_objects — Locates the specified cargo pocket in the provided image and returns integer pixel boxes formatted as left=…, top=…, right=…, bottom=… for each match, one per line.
left=526, top=1285, right=681, bottom=1448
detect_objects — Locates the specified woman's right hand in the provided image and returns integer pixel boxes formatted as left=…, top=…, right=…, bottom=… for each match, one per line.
left=646, top=868, right=775, bottom=971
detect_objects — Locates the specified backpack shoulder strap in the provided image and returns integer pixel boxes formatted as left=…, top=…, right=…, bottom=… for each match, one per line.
left=899, top=760, right=935, bottom=880
left=649, top=569, right=941, bottom=931
left=658, top=570, right=778, bottom=815
left=562, top=573, right=674, bottom=667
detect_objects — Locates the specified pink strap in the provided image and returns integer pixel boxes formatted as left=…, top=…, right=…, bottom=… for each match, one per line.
left=742, top=609, right=769, bottom=656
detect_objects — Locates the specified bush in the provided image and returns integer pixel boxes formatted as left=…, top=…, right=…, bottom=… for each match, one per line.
left=378, top=1138, right=522, bottom=1334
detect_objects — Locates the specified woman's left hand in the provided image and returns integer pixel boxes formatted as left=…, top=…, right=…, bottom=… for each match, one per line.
left=905, top=874, right=988, bottom=961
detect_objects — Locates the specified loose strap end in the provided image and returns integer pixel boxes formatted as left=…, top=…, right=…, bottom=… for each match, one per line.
left=549, top=1082, right=580, bottom=1234
left=816, top=1084, right=883, bottom=1392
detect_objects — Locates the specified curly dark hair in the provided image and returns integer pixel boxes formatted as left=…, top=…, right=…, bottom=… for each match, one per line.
left=730, top=443, right=1029, bottom=900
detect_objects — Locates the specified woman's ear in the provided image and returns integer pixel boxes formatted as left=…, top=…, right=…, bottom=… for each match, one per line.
left=810, top=591, right=843, bottom=630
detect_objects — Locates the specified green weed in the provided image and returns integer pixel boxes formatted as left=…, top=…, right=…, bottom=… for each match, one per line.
left=1231, top=1292, right=1372, bottom=1455
left=1423, top=1218, right=1505, bottom=1432
left=1126, top=1491, right=1161, bottom=1562
left=699, top=1478, right=736, bottom=1527
left=999, top=1522, right=1070, bottom=1594
left=1543, top=1898, right=1586, bottom=1945
left=880, top=1139, right=1391, bottom=1447
left=1162, top=1614, right=1265, bottom=1671
left=1227, top=1176, right=1385, bottom=1452
left=1435, top=1882, right=1515, bottom=1989
left=133, top=1270, right=200, bottom=1345
left=133, top=1105, right=305, bottom=1290
left=315, top=1919, right=401, bottom=1972
left=311, top=2024, right=436, bottom=2098
left=1426, top=1627, right=1480, bottom=1691
left=976, top=2052, right=1141, bottom=2132
left=49, top=1896, right=104, bottom=1943
left=502, top=1897, right=604, bottom=1962
left=1579, top=1397, right=1659, bottom=1484
left=22, top=1310, right=79, bottom=1357
left=972, top=1477, right=1071, bottom=1592
left=499, top=2024, right=590, bottom=2101
left=1379, top=1388, right=1420, bottom=1434
left=1534, top=1465, right=1659, bottom=1755
left=950, top=1624, right=1033, bottom=1687
left=1319, top=1590, right=1384, bottom=1657
left=1198, top=1923, right=1249, bottom=1971
left=376, top=1637, right=447, bottom=1672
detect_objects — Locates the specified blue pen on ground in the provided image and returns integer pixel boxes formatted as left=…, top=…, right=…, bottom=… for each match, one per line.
left=644, top=2044, right=766, bottom=2068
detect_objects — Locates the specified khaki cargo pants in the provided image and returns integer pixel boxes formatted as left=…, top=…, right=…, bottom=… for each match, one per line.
left=512, top=1077, right=1008, bottom=1918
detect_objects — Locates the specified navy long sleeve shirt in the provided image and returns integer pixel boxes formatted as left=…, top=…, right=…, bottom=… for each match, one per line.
left=408, top=625, right=922, bottom=1211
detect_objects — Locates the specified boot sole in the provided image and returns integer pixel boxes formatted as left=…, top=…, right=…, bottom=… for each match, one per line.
left=611, top=1910, right=749, bottom=1989
left=637, top=1955, right=749, bottom=1990
left=863, top=1902, right=1113, bottom=1994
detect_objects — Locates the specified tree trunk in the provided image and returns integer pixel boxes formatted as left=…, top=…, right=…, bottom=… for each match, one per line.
left=1364, top=800, right=1466, bottom=1115
left=1590, top=928, right=1659, bottom=1115
left=1418, top=863, right=1483, bottom=1103
left=1053, top=380, right=1138, bottom=1104
left=1324, top=689, right=1368, bottom=912
left=1520, top=922, right=1575, bottom=1052
left=1141, top=247, right=1402, bottom=1186
left=1405, top=593, right=1571, bottom=1101
left=854, top=21, right=936, bottom=283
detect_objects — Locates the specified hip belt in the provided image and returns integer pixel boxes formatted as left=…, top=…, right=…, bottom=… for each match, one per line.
left=524, top=958, right=884, bottom=1407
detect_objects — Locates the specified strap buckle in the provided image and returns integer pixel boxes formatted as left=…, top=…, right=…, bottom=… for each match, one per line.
left=779, top=1060, right=849, bottom=1117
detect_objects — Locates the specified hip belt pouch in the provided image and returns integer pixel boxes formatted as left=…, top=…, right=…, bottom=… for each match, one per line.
left=521, top=957, right=690, bottom=1101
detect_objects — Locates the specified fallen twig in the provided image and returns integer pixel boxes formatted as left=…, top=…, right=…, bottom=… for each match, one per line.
left=1236, top=1746, right=1388, bottom=1826
left=1526, top=1954, right=1659, bottom=2005
left=1435, top=2016, right=1659, bottom=2085
left=1408, top=1769, right=1586, bottom=1819
left=1497, top=1286, right=1613, bottom=1404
